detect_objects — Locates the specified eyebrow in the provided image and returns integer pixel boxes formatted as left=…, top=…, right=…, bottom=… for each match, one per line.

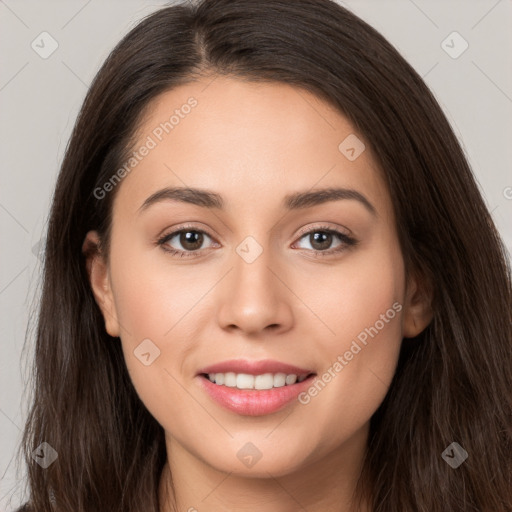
left=137, top=186, right=377, bottom=216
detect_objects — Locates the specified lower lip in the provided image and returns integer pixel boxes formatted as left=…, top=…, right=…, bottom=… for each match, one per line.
left=196, top=374, right=316, bottom=416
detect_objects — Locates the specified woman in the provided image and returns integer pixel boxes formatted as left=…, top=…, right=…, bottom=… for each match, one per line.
left=17, top=0, right=512, bottom=510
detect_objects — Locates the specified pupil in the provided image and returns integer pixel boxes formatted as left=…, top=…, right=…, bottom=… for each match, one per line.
left=311, top=232, right=331, bottom=250
left=181, top=231, right=203, bottom=250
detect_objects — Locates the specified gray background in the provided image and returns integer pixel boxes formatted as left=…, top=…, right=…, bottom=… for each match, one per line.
left=1, top=0, right=511, bottom=509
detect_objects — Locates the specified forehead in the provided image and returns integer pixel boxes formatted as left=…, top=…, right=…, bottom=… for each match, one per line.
left=113, top=76, right=391, bottom=220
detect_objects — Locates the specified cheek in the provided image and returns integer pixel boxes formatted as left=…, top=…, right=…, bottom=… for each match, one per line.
left=297, top=236, right=404, bottom=352
left=295, top=243, right=405, bottom=436
left=107, top=241, right=211, bottom=420
left=109, top=237, right=198, bottom=340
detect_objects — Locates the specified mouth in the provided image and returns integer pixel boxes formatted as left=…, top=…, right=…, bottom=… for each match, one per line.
left=196, top=371, right=317, bottom=416
left=195, top=359, right=317, bottom=415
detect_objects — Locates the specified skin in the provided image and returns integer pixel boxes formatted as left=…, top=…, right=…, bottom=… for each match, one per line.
left=84, top=76, right=433, bottom=512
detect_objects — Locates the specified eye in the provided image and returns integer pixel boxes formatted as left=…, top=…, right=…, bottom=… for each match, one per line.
left=157, top=226, right=218, bottom=258
left=293, top=225, right=358, bottom=257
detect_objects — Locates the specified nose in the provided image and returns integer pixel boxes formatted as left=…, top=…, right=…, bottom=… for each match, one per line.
left=216, top=241, right=294, bottom=336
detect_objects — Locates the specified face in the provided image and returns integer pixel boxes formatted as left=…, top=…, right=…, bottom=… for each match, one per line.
left=85, top=76, right=431, bottom=479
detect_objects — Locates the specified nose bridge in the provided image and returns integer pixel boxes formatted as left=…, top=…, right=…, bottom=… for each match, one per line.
left=234, top=234, right=274, bottom=293
left=216, top=233, right=292, bottom=334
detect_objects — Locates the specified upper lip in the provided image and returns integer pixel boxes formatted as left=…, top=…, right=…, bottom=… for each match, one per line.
left=197, top=359, right=315, bottom=377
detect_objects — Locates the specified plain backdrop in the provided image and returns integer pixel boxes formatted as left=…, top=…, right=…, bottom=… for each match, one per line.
left=1, top=0, right=511, bottom=509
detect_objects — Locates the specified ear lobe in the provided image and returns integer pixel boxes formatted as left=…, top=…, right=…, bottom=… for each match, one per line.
left=82, top=231, right=120, bottom=338
left=402, top=271, right=434, bottom=339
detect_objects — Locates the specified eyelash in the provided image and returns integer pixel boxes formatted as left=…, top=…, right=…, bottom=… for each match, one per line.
left=156, top=224, right=358, bottom=259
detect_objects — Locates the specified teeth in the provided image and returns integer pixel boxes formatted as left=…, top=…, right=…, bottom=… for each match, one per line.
left=237, top=373, right=255, bottom=389
left=206, top=372, right=310, bottom=390
left=255, top=373, right=274, bottom=389
left=285, top=374, right=298, bottom=385
left=224, top=372, right=237, bottom=387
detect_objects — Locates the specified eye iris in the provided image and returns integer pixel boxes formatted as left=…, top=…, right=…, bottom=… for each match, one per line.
left=180, top=231, right=203, bottom=250
left=311, top=231, right=332, bottom=250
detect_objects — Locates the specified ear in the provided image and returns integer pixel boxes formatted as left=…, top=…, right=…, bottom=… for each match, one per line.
left=402, top=270, right=434, bottom=339
left=82, top=230, right=120, bottom=338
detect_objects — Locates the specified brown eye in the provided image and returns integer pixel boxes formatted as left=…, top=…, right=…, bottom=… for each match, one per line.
left=176, top=230, right=205, bottom=251
left=158, top=228, right=216, bottom=258
left=308, top=231, right=334, bottom=251
left=293, top=226, right=358, bottom=257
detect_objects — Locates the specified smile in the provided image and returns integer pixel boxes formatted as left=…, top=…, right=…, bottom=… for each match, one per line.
left=197, top=372, right=317, bottom=416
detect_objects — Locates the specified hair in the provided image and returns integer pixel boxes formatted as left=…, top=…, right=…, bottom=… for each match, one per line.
left=16, top=0, right=512, bottom=510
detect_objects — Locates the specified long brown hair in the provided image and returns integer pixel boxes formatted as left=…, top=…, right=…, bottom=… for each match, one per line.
left=18, top=0, right=512, bottom=510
